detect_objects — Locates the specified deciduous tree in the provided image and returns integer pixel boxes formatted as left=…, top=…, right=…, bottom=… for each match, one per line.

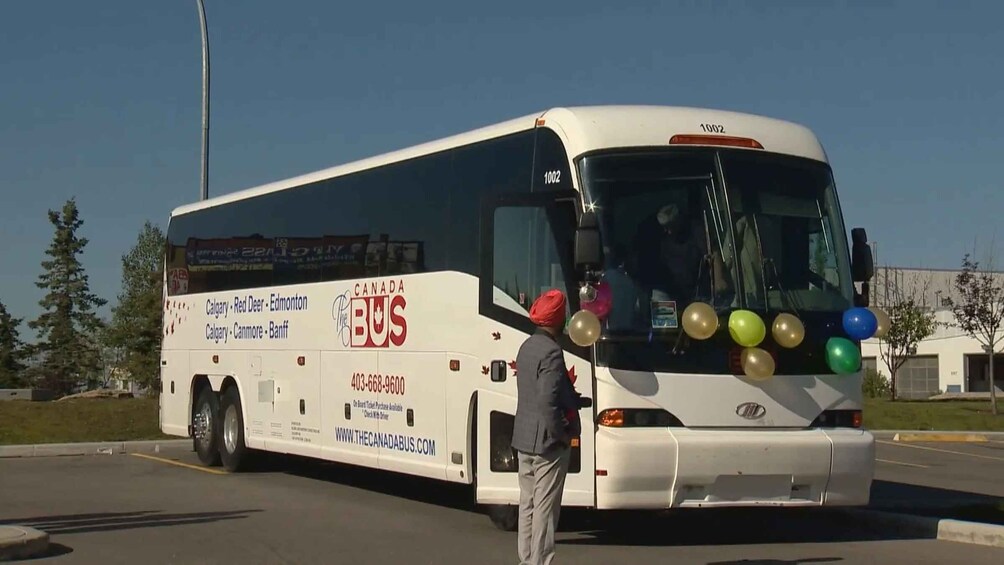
left=947, top=253, right=1004, bottom=415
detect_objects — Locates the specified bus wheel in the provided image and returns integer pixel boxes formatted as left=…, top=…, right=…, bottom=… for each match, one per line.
left=487, top=504, right=518, bottom=531
left=219, top=386, right=248, bottom=472
left=193, top=387, right=221, bottom=466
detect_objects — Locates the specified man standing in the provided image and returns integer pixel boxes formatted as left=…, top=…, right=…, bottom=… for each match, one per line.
left=511, top=289, right=582, bottom=565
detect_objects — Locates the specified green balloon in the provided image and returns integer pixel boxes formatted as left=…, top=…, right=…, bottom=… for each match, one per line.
left=728, top=310, right=766, bottom=347
left=826, top=337, right=861, bottom=375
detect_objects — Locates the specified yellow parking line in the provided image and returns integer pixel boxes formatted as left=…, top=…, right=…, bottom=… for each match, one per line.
left=130, top=453, right=228, bottom=475
left=875, top=458, right=928, bottom=468
left=877, top=440, right=1004, bottom=462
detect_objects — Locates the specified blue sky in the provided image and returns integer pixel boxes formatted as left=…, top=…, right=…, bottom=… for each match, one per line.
left=1, top=0, right=1002, bottom=333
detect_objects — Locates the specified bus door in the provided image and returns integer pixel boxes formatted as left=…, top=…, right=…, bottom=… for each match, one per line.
left=475, top=190, right=596, bottom=507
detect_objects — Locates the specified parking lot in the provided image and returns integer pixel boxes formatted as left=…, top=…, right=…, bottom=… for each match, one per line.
left=871, top=435, right=1004, bottom=509
left=1, top=440, right=1001, bottom=565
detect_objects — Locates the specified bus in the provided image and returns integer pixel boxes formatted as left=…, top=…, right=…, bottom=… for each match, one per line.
left=160, top=105, right=876, bottom=529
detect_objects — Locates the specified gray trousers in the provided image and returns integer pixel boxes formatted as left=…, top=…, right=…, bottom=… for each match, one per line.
left=516, top=446, right=571, bottom=565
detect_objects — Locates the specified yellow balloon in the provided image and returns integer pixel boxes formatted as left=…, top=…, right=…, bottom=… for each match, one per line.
left=568, top=309, right=602, bottom=347
left=729, top=310, right=766, bottom=347
left=682, top=302, right=719, bottom=340
left=741, top=347, right=775, bottom=381
left=869, top=307, right=891, bottom=339
left=772, top=313, right=805, bottom=349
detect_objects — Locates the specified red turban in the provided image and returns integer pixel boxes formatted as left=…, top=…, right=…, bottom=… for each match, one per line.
left=529, top=289, right=566, bottom=327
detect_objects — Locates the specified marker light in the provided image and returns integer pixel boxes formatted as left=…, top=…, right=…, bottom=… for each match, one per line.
left=597, top=409, right=683, bottom=427
left=597, top=409, right=625, bottom=427
left=669, top=134, right=764, bottom=149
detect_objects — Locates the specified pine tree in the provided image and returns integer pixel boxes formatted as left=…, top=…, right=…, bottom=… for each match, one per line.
left=106, top=222, right=165, bottom=393
left=0, top=301, right=27, bottom=388
left=29, top=199, right=107, bottom=396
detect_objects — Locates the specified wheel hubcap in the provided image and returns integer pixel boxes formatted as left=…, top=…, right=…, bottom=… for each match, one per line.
left=194, top=404, right=212, bottom=444
left=224, top=404, right=239, bottom=454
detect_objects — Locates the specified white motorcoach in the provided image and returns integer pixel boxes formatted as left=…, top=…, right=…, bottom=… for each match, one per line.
left=160, top=106, right=876, bottom=529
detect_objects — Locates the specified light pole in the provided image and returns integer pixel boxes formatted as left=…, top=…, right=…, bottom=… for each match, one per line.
left=196, top=0, right=210, bottom=201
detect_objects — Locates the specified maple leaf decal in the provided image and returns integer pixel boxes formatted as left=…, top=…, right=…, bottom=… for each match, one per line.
left=373, top=303, right=384, bottom=326
left=567, top=366, right=577, bottom=384
left=508, top=360, right=518, bottom=377
left=481, top=366, right=490, bottom=375
left=492, top=332, right=501, bottom=341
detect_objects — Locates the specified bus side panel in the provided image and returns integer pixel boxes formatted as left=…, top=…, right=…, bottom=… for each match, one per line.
left=160, top=350, right=191, bottom=437
left=377, top=352, right=448, bottom=480
left=262, top=350, right=322, bottom=459
left=444, top=353, right=478, bottom=484
left=321, top=350, right=381, bottom=469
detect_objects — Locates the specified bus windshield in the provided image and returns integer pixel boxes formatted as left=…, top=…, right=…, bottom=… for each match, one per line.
left=578, top=149, right=853, bottom=335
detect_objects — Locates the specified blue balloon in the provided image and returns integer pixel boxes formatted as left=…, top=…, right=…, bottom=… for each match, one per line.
left=842, top=307, right=878, bottom=340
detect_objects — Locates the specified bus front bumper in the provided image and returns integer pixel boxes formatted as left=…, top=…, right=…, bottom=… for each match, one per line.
left=593, top=427, right=874, bottom=510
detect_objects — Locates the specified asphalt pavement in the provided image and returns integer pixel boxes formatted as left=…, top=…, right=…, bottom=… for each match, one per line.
left=872, top=436, right=1004, bottom=509
left=2, top=445, right=1002, bottom=564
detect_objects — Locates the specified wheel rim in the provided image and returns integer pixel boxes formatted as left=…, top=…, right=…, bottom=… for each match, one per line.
left=196, top=403, right=213, bottom=447
left=224, top=404, right=239, bottom=454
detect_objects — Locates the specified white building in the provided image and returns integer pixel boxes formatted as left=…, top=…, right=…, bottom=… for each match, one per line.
left=860, top=266, right=1004, bottom=399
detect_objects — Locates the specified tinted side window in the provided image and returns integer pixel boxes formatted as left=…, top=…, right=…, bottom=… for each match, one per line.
left=167, top=151, right=452, bottom=295
left=492, top=205, right=577, bottom=317
left=448, top=131, right=535, bottom=276
left=166, top=130, right=535, bottom=295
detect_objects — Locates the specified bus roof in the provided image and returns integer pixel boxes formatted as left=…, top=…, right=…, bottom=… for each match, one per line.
left=171, top=105, right=827, bottom=217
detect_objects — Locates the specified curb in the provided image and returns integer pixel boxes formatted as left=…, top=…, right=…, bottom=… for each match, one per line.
left=891, top=432, right=989, bottom=443
left=844, top=509, right=1004, bottom=549
left=0, top=525, right=49, bottom=561
left=0, top=439, right=191, bottom=459
left=870, top=430, right=1004, bottom=441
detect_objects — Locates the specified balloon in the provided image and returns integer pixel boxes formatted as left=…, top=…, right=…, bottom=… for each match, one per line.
left=772, top=313, right=805, bottom=349
left=568, top=310, right=602, bottom=347
left=728, top=310, right=766, bottom=347
left=869, top=307, right=891, bottom=339
left=682, top=302, right=719, bottom=340
left=580, top=281, right=612, bottom=320
left=826, top=337, right=861, bottom=375
left=741, top=347, right=775, bottom=381
left=842, top=307, right=878, bottom=340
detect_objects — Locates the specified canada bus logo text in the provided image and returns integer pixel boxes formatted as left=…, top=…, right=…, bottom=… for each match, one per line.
left=333, top=279, right=407, bottom=348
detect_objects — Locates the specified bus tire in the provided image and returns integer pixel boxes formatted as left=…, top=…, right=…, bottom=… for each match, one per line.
left=487, top=504, right=518, bottom=531
left=193, top=387, right=221, bottom=467
left=219, top=386, right=248, bottom=472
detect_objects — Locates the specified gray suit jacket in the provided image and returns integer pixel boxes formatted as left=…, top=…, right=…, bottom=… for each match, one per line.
left=511, top=330, right=581, bottom=455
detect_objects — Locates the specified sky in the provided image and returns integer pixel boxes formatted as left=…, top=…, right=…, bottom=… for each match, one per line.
left=1, top=0, right=1002, bottom=335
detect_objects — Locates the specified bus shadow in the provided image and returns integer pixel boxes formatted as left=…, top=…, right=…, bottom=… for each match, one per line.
left=557, top=507, right=894, bottom=547
left=249, top=452, right=481, bottom=514
left=869, top=479, right=1003, bottom=511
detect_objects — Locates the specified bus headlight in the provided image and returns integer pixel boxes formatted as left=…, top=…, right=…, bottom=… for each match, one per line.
left=597, top=409, right=683, bottom=428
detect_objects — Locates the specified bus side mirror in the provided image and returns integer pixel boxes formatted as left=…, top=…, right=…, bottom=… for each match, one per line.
left=851, top=227, right=873, bottom=283
left=575, top=210, right=602, bottom=270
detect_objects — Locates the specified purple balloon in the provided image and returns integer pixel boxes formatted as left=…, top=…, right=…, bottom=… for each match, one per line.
left=581, top=281, right=612, bottom=320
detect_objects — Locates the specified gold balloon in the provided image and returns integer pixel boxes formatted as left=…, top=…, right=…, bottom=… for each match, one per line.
left=869, top=307, right=891, bottom=339
left=772, top=313, right=805, bottom=349
left=741, top=347, right=775, bottom=381
left=568, top=309, right=602, bottom=347
left=682, top=302, right=719, bottom=340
